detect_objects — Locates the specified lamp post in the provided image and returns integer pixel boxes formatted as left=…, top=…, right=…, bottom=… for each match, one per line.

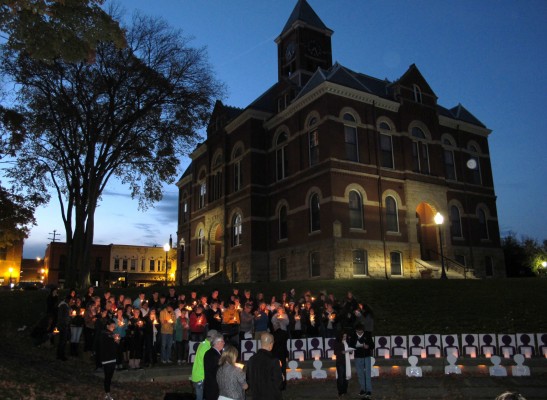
left=163, top=242, right=170, bottom=286
left=434, top=212, right=448, bottom=279
left=179, top=238, right=185, bottom=287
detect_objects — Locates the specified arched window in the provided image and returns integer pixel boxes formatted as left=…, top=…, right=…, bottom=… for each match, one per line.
left=198, top=182, right=206, bottom=209
left=379, top=122, right=394, bottom=169
left=385, top=196, right=399, bottom=232
left=232, top=213, right=242, bottom=247
left=276, top=132, right=288, bottom=181
left=279, top=205, right=288, bottom=240
left=211, top=154, right=223, bottom=201
left=477, top=208, right=489, bottom=239
left=468, top=144, right=482, bottom=185
left=450, top=205, right=462, bottom=238
left=411, top=127, right=430, bottom=174
left=343, top=113, right=358, bottom=162
left=442, top=137, right=457, bottom=181
left=390, top=251, right=402, bottom=276
left=308, top=117, right=319, bottom=166
left=197, top=228, right=204, bottom=256
left=233, top=146, right=243, bottom=192
left=349, top=190, right=364, bottom=229
left=413, top=84, right=422, bottom=103
left=309, top=192, right=321, bottom=232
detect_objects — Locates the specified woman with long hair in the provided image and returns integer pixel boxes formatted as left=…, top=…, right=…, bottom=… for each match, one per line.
left=216, top=345, right=248, bottom=400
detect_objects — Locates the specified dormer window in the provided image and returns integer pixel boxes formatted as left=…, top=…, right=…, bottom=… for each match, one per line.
left=413, top=84, right=422, bottom=103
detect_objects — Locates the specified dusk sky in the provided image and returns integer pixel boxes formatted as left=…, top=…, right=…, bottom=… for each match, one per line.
left=23, top=0, right=547, bottom=258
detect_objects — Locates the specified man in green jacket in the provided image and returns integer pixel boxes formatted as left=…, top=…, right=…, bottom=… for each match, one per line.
left=190, top=329, right=218, bottom=400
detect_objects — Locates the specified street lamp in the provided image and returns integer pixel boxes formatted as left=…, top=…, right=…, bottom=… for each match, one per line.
left=179, top=238, right=185, bottom=286
left=163, top=242, right=170, bottom=286
left=434, top=212, right=448, bottom=280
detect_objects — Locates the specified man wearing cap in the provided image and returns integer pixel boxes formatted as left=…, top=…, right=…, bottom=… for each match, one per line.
left=191, top=329, right=218, bottom=400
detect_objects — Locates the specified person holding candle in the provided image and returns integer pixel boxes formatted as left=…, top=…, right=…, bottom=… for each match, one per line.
left=348, top=323, right=374, bottom=399
left=127, top=307, right=145, bottom=369
left=253, top=301, right=269, bottom=340
left=217, top=344, right=248, bottom=400
left=239, top=302, right=254, bottom=346
left=101, top=319, right=120, bottom=400
left=333, top=330, right=353, bottom=398
left=206, top=300, right=223, bottom=332
left=69, top=297, right=85, bottom=357
left=222, top=301, right=240, bottom=348
left=189, top=304, right=208, bottom=342
left=113, top=308, right=128, bottom=370
left=174, top=307, right=189, bottom=365
left=143, top=309, right=159, bottom=367
left=159, top=304, right=175, bottom=364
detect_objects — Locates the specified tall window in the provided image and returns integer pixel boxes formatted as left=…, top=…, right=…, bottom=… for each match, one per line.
left=233, top=147, right=243, bottom=192
left=279, top=257, right=287, bottom=281
left=211, top=155, right=223, bottom=201
left=349, top=190, right=364, bottom=229
left=276, top=132, right=288, bottom=181
left=390, top=251, right=402, bottom=276
left=149, top=259, right=155, bottom=272
left=385, top=196, right=399, bottom=232
left=181, top=198, right=188, bottom=223
left=141, top=258, right=145, bottom=272
left=344, top=113, right=358, bottom=162
left=443, top=137, right=457, bottom=180
left=353, top=249, right=368, bottom=275
left=309, top=192, right=321, bottom=232
left=309, top=251, right=320, bottom=277
left=279, top=205, right=288, bottom=240
left=380, top=133, right=394, bottom=169
left=114, top=258, right=120, bottom=271
left=197, top=228, right=205, bottom=255
left=411, top=127, right=430, bottom=174
left=468, top=144, right=482, bottom=185
left=450, top=205, right=462, bottom=238
left=413, top=84, right=422, bottom=103
left=232, top=213, right=242, bottom=247
left=122, top=258, right=128, bottom=271
left=477, top=208, right=489, bottom=239
left=198, top=182, right=206, bottom=209
left=308, top=117, right=319, bottom=166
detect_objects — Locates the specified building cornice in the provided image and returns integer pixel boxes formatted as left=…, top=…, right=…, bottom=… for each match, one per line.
left=225, top=109, right=272, bottom=134
left=265, top=81, right=400, bottom=130
left=190, top=143, right=208, bottom=160
left=439, top=115, right=492, bottom=137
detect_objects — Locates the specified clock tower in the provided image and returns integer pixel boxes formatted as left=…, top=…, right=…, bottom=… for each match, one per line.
left=276, top=0, right=333, bottom=87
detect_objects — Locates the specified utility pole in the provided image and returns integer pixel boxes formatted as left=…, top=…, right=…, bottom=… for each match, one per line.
left=48, top=230, right=61, bottom=242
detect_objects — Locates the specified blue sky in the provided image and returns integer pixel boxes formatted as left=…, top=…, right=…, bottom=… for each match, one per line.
left=22, top=0, right=547, bottom=258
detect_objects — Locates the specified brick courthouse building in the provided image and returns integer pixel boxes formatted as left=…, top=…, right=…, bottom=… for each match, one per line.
left=176, top=0, right=504, bottom=284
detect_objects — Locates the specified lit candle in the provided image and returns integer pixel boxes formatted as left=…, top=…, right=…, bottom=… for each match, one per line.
left=435, top=352, right=441, bottom=358
left=331, top=354, right=337, bottom=361
left=234, top=363, right=244, bottom=369
left=470, top=350, right=477, bottom=358
left=198, top=317, right=203, bottom=325
left=384, top=352, right=390, bottom=359
left=543, top=348, right=547, bottom=358
left=420, top=349, right=427, bottom=359
left=71, top=310, right=77, bottom=317
left=299, top=355, right=304, bottom=362
left=523, top=349, right=531, bottom=359
left=503, top=349, right=510, bottom=359
left=314, top=355, right=320, bottom=361
left=53, top=327, right=59, bottom=334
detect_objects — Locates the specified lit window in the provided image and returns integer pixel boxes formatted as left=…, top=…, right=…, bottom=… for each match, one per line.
left=232, top=214, right=242, bottom=247
left=343, top=113, right=358, bottom=162
left=390, top=251, right=402, bottom=276
left=411, top=127, right=429, bottom=174
left=197, top=228, right=205, bottom=255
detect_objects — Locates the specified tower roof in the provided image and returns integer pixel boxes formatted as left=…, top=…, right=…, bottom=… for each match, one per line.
left=280, top=0, right=332, bottom=36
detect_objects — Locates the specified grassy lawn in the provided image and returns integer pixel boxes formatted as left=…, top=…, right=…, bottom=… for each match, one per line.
left=0, top=278, right=545, bottom=399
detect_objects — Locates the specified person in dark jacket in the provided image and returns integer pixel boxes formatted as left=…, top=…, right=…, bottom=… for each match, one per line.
left=333, top=330, right=352, bottom=398
left=56, top=295, right=71, bottom=361
left=203, top=333, right=224, bottom=400
left=246, top=332, right=283, bottom=400
left=272, top=327, right=289, bottom=390
left=101, top=320, right=120, bottom=400
left=348, top=323, right=374, bottom=399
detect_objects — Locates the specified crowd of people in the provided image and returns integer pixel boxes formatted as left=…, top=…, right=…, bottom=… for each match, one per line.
left=33, top=285, right=375, bottom=400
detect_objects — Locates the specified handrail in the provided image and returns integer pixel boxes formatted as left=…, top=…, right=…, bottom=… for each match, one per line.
left=414, top=258, right=437, bottom=271
left=430, top=250, right=474, bottom=279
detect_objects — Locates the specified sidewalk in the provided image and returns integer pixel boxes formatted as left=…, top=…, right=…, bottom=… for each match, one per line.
left=104, top=358, right=547, bottom=399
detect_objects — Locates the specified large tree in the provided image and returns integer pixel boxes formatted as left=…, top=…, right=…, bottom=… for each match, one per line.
left=0, top=0, right=125, bottom=62
left=1, top=12, right=224, bottom=287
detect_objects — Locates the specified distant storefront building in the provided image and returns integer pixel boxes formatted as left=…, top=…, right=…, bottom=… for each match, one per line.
left=44, top=242, right=177, bottom=288
left=0, top=240, right=23, bottom=286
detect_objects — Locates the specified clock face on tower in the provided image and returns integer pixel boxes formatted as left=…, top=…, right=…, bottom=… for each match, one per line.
left=285, top=42, right=296, bottom=61
left=307, top=40, right=322, bottom=57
